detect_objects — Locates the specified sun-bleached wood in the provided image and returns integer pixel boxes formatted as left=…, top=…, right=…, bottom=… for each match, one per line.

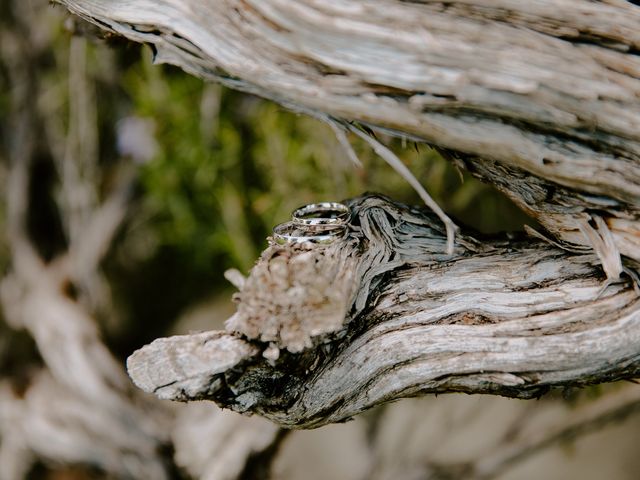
left=172, top=403, right=282, bottom=479
left=56, top=0, right=640, bottom=430
left=128, top=195, right=640, bottom=428
left=0, top=13, right=171, bottom=476
left=55, top=0, right=640, bottom=264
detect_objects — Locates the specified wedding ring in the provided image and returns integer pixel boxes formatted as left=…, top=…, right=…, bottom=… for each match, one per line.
left=271, top=221, right=347, bottom=246
left=292, top=202, right=350, bottom=228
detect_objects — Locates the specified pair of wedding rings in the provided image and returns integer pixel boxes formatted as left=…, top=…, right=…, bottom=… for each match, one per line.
left=271, top=202, right=350, bottom=246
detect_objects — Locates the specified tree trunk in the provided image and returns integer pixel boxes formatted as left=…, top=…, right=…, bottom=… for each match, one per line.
left=57, top=0, right=640, bottom=425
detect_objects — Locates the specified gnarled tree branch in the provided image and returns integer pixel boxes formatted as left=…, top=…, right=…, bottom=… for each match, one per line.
left=55, top=0, right=640, bottom=428
left=55, top=0, right=640, bottom=261
left=128, top=195, right=640, bottom=428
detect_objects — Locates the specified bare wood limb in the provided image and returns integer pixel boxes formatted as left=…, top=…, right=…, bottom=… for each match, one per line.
left=55, top=0, right=640, bottom=433
left=0, top=372, right=169, bottom=480
left=55, top=0, right=640, bottom=261
left=128, top=195, right=640, bottom=428
left=348, top=123, right=459, bottom=254
left=470, top=384, right=640, bottom=479
left=363, top=384, right=640, bottom=480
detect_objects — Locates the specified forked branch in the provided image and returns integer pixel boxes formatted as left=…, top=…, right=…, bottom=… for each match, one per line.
left=55, top=0, right=640, bottom=261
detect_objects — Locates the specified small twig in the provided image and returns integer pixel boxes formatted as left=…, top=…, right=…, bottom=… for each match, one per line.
left=1, top=25, right=43, bottom=283
left=348, top=124, right=458, bottom=254
left=577, top=214, right=623, bottom=281
left=60, top=36, right=99, bottom=247
left=224, top=268, right=247, bottom=290
left=69, top=167, right=135, bottom=282
left=326, top=118, right=362, bottom=167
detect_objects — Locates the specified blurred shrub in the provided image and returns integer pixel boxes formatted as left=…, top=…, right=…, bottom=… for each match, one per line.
left=0, top=4, right=531, bottom=349
left=122, top=50, right=530, bottom=276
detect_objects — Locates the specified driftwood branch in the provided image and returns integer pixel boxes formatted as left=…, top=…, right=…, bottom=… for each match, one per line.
left=56, top=0, right=640, bottom=429
left=55, top=0, right=640, bottom=263
left=468, top=384, right=640, bottom=479
left=128, top=195, right=640, bottom=428
left=171, top=403, right=283, bottom=480
left=363, top=382, right=640, bottom=480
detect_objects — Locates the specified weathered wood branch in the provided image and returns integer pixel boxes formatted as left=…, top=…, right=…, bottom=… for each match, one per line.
left=468, top=384, right=640, bottom=479
left=56, top=0, right=640, bottom=262
left=57, top=0, right=640, bottom=429
left=171, top=403, right=283, bottom=480
left=128, top=195, right=640, bottom=428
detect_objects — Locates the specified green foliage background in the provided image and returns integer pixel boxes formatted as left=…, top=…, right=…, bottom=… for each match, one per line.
left=0, top=5, right=530, bottom=355
left=123, top=48, right=529, bottom=266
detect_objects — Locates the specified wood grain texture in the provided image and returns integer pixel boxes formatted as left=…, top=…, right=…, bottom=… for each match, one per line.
left=55, top=0, right=640, bottom=262
left=55, top=0, right=640, bottom=428
left=128, top=195, right=640, bottom=428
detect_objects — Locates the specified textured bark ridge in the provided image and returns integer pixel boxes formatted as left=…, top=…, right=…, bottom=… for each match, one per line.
left=128, top=195, right=640, bottom=429
left=56, top=0, right=640, bottom=264
left=54, top=0, right=640, bottom=428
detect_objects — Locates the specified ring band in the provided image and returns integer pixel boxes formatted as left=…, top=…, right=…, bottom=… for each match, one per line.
left=271, top=221, right=346, bottom=246
left=292, top=202, right=350, bottom=227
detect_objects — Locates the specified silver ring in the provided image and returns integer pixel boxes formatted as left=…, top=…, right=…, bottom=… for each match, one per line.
left=292, top=202, right=350, bottom=227
left=271, top=221, right=346, bottom=246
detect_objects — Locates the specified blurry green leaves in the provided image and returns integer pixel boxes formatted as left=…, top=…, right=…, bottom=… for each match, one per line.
left=123, top=52, right=245, bottom=271
left=121, top=47, right=530, bottom=278
left=121, top=50, right=354, bottom=274
left=251, top=102, right=359, bottom=229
